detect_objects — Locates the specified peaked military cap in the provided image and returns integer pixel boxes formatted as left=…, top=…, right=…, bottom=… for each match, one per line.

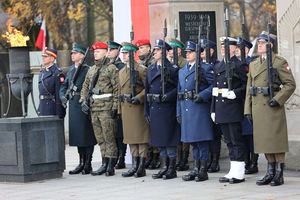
left=169, top=38, right=185, bottom=49
left=220, top=37, right=238, bottom=45
left=42, top=47, right=57, bottom=58
left=91, top=42, right=108, bottom=50
left=154, top=39, right=172, bottom=51
left=236, top=37, right=253, bottom=49
left=257, top=31, right=276, bottom=44
left=135, top=39, right=151, bottom=47
left=72, top=43, right=87, bottom=54
left=107, top=40, right=122, bottom=49
left=201, top=39, right=216, bottom=49
left=121, top=42, right=139, bottom=52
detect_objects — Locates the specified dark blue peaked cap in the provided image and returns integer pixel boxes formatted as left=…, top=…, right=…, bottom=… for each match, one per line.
left=237, top=37, right=253, bottom=49
left=201, top=39, right=216, bottom=49
left=185, top=41, right=204, bottom=52
left=257, top=31, right=276, bottom=44
left=154, top=39, right=172, bottom=50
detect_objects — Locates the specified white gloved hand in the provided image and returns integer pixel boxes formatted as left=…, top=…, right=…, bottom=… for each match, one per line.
left=227, top=90, right=236, bottom=100
left=221, top=88, right=229, bottom=98
left=212, top=87, right=218, bottom=97
left=211, top=113, right=215, bottom=122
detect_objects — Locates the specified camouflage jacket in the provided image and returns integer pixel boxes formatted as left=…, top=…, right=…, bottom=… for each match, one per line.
left=80, top=58, right=119, bottom=111
left=138, top=52, right=154, bottom=67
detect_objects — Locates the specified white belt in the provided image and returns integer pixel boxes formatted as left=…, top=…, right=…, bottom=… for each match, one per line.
left=212, top=87, right=228, bottom=97
left=92, top=93, right=113, bottom=99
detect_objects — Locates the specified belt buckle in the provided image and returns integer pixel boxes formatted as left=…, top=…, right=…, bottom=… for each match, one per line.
left=40, top=95, right=44, bottom=100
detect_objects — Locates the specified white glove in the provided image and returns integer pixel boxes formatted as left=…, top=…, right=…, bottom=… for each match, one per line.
left=227, top=90, right=236, bottom=100
left=221, top=88, right=229, bottom=98
left=211, top=113, right=215, bottom=122
left=212, top=87, right=218, bottom=97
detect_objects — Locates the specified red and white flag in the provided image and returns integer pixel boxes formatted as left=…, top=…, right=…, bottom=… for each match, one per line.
left=35, top=19, right=46, bottom=50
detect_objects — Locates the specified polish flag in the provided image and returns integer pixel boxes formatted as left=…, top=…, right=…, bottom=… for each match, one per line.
left=113, top=0, right=150, bottom=45
left=35, top=19, right=46, bottom=50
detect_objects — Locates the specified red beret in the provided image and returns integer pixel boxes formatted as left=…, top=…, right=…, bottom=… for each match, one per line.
left=135, top=39, right=151, bottom=47
left=91, top=42, right=108, bottom=50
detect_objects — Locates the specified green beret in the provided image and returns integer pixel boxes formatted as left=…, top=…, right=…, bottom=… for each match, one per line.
left=121, top=42, right=138, bottom=52
left=72, top=43, right=87, bottom=54
left=169, top=38, right=185, bottom=49
left=108, top=40, right=122, bottom=49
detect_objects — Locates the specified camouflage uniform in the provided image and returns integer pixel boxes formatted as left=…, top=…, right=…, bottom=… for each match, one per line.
left=80, top=58, right=119, bottom=159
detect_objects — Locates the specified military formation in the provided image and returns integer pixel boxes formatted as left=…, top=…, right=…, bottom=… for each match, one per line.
left=38, top=14, right=296, bottom=187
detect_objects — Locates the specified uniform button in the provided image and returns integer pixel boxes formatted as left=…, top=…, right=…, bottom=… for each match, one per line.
left=216, top=99, right=218, bottom=102
left=185, top=79, right=188, bottom=82
left=185, top=89, right=187, bottom=91
left=218, top=73, right=220, bottom=75
left=224, top=82, right=226, bottom=85
left=222, top=99, right=224, bottom=102
left=216, top=82, right=219, bottom=84
left=186, top=109, right=188, bottom=111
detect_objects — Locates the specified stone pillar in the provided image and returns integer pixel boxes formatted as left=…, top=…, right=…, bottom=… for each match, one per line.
left=149, top=0, right=224, bottom=57
left=277, top=0, right=300, bottom=170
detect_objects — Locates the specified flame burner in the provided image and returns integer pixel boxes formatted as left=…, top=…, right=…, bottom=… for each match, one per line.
left=4, top=47, right=35, bottom=117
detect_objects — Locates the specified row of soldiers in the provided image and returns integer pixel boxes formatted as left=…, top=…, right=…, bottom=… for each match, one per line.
left=38, top=29, right=296, bottom=186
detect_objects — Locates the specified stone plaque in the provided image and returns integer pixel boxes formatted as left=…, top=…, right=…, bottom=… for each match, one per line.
left=179, top=11, right=216, bottom=45
left=0, top=131, right=18, bottom=166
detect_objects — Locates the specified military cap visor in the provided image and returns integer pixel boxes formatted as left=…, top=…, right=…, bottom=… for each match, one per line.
left=237, top=37, right=253, bottom=49
left=108, top=40, right=122, bottom=49
left=121, top=42, right=138, bottom=52
left=72, top=43, right=87, bottom=54
left=169, top=39, right=185, bottom=49
left=220, top=37, right=238, bottom=45
left=257, top=32, right=276, bottom=44
left=201, top=39, right=216, bottom=49
left=42, top=47, right=57, bottom=58
left=154, top=39, right=172, bottom=51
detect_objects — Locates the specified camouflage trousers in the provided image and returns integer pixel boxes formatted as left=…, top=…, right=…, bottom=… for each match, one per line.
left=91, top=110, right=117, bottom=158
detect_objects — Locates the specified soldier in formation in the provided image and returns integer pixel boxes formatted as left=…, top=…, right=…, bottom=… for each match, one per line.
left=80, top=42, right=119, bottom=176
left=244, top=32, right=296, bottom=186
left=118, top=42, right=149, bottom=178
left=60, top=43, right=96, bottom=175
left=38, top=47, right=65, bottom=118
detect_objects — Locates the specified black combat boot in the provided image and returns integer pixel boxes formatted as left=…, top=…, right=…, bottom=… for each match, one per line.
left=135, top=157, right=146, bottom=178
left=145, top=151, right=153, bottom=169
left=152, top=157, right=169, bottom=179
left=244, top=153, right=251, bottom=174
left=82, top=147, right=93, bottom=175
left=91, top=157, right=108, bottom=176
left=246, top=153, right=258, bottom=174
left=148, top=153, right=161, bottom=169
left=195, top=160, right=208, bottom=182
left=177, top=151, right=190, bottom=171
left=69, top=152, right=85, bottom=175
left=208, top=153, right=220, bottom=173
left=256, top=162, right=275, bottom=185
left=163, top=157, right=177, bottom=180
left=270, top=163, right=284, bottom=186
left=115, top=148, right=126, bottom=169
left=182, top=160, right=200, bottom=181
left=122, top=157, right=139, bottom=177
left=106, top=157, right=116, bottom=176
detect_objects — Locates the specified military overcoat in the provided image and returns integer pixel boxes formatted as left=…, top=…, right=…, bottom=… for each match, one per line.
left=118, top=62, right=149, bottom=144
left=244, top=54, right=296, bottom=153
left=59, top=64, right=96, bottom=147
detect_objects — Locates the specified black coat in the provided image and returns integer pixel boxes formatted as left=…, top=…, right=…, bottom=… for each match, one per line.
left=59, top=64, right=96, bottom=147
left=145, top=59, right=180, bottom=147
left=38, top=64, right=65, bottom=118
left=211, top=56, right=247, bottom=123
